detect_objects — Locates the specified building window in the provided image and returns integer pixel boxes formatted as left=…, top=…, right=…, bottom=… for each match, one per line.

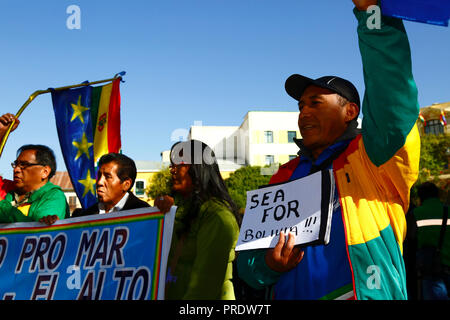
left=287, top=131, right=297, bottom=143
left=264, top=131, right=273, bottom=143
left=69, top=196, right=77, bottom=207
left=135, top=180, right=145, bottom=196
left=289, top=155, right=297, bottom=161
left=265, top=155, right=275, bottom=165
left=425, top=119, right=444, bottom=135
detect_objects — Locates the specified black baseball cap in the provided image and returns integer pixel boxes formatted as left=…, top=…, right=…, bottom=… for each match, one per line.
left=285, top=74, right=361, bottom=110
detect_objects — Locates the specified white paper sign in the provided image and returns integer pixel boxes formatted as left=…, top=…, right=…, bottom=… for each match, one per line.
left=235, top=170, right=334, bottom=251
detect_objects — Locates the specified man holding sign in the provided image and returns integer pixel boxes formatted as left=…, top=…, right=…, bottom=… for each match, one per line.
left=237, top=0, right=420, bottom=300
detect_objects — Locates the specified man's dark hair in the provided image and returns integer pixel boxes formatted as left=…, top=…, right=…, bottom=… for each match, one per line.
left=417, top=182, right=440, bottom=203
left=17, top=144, right=57, bottom=180
left=98, top=153, right=137, bottom=191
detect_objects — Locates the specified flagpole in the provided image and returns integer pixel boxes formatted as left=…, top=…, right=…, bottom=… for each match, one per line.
left=0, top=72, right=125, bottom=157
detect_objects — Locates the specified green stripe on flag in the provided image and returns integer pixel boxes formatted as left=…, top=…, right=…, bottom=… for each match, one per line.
left=90, top=85, right=103, bottom=141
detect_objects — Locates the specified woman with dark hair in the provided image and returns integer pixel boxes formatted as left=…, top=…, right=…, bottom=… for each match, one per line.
left=155, top=139, right=240, bottom=300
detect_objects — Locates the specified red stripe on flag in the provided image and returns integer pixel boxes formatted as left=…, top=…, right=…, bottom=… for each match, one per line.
left=107, top=78, right=121, bottom=153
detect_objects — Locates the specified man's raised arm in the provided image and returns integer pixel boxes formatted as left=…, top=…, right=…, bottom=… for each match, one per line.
left=353, top=0, right=420, bottom=166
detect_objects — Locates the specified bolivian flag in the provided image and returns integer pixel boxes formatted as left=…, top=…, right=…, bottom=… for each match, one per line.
left=90, top=79, right=122, bottom=165
left=440, top=110, right=447, bottom=126
left=418, top=112, right=426, bottom=127
left=51, top=78, right=122, bottom=209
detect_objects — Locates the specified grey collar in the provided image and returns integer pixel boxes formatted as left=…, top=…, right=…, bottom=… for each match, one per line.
left=12, top=191, right=33, bottom=207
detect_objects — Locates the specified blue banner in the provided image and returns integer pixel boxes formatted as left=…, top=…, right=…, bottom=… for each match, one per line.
left=0, top=207, right=175, bottom=300
left=381, top=0, right=450, bottom=27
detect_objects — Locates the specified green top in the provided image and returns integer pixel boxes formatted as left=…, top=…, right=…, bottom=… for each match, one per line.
left=413, top=198, right=450, bottom=267
left=165, top=198, right=239, bottom=300
left=0, top=182, right=69, bottom=223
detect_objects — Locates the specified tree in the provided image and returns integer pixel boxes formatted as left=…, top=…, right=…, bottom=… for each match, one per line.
left=146, top=166, right=172, bottom=200
left=225, top=165, right=272, bottom=212
left=411, top=133, right=450, bottom=204
left=418, top=134, right=449, bottom=178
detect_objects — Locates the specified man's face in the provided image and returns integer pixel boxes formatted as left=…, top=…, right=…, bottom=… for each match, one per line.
left=13, top=149, right=50, bottom=194
left=298, top=85, right=352, bottom=158
left=96, top=161, right=130, bottom=210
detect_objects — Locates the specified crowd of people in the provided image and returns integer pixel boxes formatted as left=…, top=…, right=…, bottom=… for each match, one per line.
left=0, top=0, right=448, bottom=300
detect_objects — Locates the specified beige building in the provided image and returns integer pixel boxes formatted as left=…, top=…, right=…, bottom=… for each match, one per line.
left=418, top=102, right=450, bottom=135
left=185, top=111, right=301, bottom=168
left=134, top=160, right=167, bottom=205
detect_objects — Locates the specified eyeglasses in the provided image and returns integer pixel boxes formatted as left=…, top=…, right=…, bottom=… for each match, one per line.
left=11, top=161, right=43, bottom=170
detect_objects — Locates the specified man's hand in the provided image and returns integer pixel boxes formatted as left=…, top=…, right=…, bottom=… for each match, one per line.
left=352, top=0, right=378, bottom=11
left=0, top=113, right=20, bottom=138
left=154, top=195, right=174, bottom=214
left=265, top=231, right=304, bottom=273
left=39, top=215, right=59, bottom=226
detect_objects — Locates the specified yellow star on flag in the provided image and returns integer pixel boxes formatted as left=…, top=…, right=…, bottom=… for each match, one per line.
left=78, top=169, right=96, bottom=197
left=72, top=132, right=93, bottom=160
left=71, top=95, right=89, bottom=124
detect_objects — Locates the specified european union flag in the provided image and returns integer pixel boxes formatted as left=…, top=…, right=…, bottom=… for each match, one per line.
left=51, top=86, right=97, bottom=209
left=382, top=0, right=450, bottom=27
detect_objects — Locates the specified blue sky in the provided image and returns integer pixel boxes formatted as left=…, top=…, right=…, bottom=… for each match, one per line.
left=0, top=0, right=449, bottom=177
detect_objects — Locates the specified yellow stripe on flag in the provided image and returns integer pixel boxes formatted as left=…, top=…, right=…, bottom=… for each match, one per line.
left=93, top=83, right=113, bottom=165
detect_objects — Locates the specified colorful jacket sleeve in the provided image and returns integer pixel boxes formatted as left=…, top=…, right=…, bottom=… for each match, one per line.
left=355, top=8, right=420, bottom=166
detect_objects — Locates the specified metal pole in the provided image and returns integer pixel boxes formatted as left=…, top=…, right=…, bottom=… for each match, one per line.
left=0, top=74, right=123, bottom=157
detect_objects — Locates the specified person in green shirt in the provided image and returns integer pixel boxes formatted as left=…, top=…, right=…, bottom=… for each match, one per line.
left=156, top=139, right=241, bottom=300
left=0, top=144, right=69, bottom=224
left=414, top=182, right=449, bottom=300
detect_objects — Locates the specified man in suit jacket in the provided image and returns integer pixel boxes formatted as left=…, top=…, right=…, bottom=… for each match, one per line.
left=73, top=153, right=149, bottom=217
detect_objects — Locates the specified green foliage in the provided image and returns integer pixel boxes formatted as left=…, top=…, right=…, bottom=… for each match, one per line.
left=146, top=166, right=172, bottom=200
left=411, top=133, right=450, bottom=204
left=224, top=165, right=272, bottom=212
left=418, top=134, right=449, bottom=179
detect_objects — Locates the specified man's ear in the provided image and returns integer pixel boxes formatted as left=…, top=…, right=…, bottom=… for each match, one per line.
left=41, top=166, right=51, bottom=181
left=122, top=178, right=132, bottom=193
left=345, top=102, right=359, bottom=123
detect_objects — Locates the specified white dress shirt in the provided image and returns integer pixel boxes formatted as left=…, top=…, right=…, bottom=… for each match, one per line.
left=98, top=192, right=129, bottom=214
